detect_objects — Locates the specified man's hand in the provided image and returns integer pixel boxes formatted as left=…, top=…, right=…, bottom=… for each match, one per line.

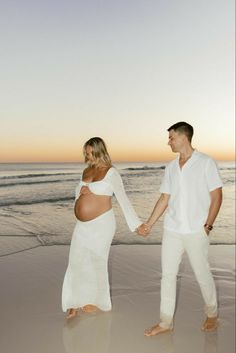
left=136, top=223, right=151, bottom=237
left=204, top=225, right=210, bottom=236
left=80, top=186, right=91, bottom=195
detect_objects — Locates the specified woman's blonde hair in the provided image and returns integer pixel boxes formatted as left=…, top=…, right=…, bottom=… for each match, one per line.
left=83, top=137, right=112, bottom=167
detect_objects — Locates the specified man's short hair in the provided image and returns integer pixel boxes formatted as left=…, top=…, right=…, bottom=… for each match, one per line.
left=167, top=122, right=194, bottom=142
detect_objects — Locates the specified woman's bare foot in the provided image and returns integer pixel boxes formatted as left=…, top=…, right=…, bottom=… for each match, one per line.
left=66, top=308, right=79, bottom=319
left=81, top=304, right=98, bottom=313
left=201, top=316, right=219, bottom=331
left=144, top=324, right=173, bottom=337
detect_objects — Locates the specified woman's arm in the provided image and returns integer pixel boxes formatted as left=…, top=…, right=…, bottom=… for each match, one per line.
left=109, top=169, right=142, bottom=232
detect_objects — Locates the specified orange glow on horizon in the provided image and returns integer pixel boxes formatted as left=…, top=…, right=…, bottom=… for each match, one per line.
left=0, top=146, right=235, bottom=163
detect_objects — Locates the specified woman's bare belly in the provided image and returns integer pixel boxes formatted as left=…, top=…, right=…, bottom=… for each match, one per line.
left=74, top=194, right=112, bottom=221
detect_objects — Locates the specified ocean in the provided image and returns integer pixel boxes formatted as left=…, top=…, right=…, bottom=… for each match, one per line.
left=0, top=161, right=235, bottom=256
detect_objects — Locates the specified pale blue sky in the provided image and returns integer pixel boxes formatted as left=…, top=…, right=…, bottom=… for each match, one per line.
left=0, top=0, right=235, bottom=162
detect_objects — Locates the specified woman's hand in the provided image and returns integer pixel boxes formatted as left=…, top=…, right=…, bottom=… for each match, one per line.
left=80, top=186, right=91, bottom=195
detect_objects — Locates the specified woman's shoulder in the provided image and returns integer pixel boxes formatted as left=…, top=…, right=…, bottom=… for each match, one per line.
left=107, top=166, right=119, bottom=175
left=106, top=166, right=122, bottom=181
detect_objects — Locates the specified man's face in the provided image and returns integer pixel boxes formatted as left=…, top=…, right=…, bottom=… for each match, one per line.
left=168, top=129, right=185, bottom=152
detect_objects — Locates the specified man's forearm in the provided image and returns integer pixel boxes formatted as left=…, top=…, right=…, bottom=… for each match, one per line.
left=146, top=194, right=169, bottom=227
left=205, top=188, right=223, bottom=226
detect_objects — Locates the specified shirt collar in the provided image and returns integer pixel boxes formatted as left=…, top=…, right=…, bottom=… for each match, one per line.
left=176, top=149, right=198, bottom=169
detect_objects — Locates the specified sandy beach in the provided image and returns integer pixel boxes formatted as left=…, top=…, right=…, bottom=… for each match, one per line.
left=0, top=243, right=235, bottom=353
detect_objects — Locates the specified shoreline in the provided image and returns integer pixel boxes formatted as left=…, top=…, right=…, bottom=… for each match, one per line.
left=0, top=236, right=235, bottom=258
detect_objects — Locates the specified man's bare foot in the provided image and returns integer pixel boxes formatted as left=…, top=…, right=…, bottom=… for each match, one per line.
left=66, top=308, right=79, bottom=319
left=81, top=304, right=98, bottom=313
left=144, top=324, right=173, bottom=337
left=201, top=316, right=219, bottom=331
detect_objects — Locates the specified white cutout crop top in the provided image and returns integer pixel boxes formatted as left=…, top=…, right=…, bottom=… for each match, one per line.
left=75, top=167, right=142, bottom=232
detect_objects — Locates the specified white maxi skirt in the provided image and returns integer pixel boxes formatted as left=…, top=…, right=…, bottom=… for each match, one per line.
left=62, top=209, right=116, bottom=312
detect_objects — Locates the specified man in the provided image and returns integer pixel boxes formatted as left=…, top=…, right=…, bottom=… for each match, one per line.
left=137, top=122, right=223, bottom=336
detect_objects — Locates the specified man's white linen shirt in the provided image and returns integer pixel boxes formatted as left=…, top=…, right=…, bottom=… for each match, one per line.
left=160, top=150, right=223, bottom=234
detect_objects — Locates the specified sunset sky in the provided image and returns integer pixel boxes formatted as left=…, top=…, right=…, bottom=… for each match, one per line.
left=0, top=0, right=235, bottom=163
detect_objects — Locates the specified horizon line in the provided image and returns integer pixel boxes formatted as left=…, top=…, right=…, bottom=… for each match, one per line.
left=0, top=158, right=235, bottom=164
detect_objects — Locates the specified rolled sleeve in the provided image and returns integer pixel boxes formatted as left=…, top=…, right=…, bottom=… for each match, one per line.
left=205, top=158, right=223, bottom=192
left=160, top=166, right=171, bottom=194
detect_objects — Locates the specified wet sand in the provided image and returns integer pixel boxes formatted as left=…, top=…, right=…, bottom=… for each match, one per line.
left=0, top=244, right=235, bottom=353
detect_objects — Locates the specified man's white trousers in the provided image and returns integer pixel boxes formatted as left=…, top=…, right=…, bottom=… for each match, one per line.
left=160, top=229, right=217, bottom=328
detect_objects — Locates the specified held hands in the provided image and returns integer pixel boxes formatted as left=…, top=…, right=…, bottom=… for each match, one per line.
left=136, top=223, right=152, bottom=237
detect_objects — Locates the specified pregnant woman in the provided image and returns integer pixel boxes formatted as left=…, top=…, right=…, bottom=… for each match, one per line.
left=62, top=137, right=141, bottom=319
